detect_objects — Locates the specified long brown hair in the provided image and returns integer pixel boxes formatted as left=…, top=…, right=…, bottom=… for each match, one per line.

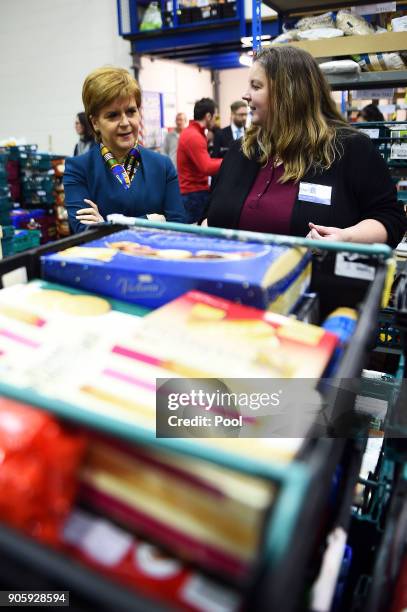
left=242, top=46, right=354, bottom=182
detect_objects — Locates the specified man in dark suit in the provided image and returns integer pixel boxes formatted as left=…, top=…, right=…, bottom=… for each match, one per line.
left=212, top=100, right=248, bottom=158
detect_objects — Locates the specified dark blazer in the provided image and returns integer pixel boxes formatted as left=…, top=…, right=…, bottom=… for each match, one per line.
left=212, top=126, right=235, bottom=158
left=208, top=131, right=406, bottom=248
left=64, top=145, right=186, bottom=234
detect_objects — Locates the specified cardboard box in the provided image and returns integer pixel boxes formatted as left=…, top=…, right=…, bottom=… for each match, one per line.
left=41, top=228, right=311, bottom=314
left=143, top=290, right=338, bottom=378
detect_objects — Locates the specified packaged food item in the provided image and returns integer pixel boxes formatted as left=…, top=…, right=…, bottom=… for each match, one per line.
left=391, top=15, right=407, bottom=32
left=321, top=307, right=358, bottom=375
left=142, top=290, right=339, bottom=379
left=352, top=52, right=407, bottom=72
left=0, top=397, right=86, bottom=544
left=336, top=10, right=375, bottom=36
left=139, top=1, right=162, bottom=30
left=62, top=508, right=242, bottom=611
left=319, top=60, right=360, bottom=74
left=41, top=227, right=312, bottom=315
left=79, top=436, right=276, bottom=579
left=295, top=11, right=335, bottom=31
left=297, top=28, right=344, bottom=40
left=0, top=280, right=151, bottom=429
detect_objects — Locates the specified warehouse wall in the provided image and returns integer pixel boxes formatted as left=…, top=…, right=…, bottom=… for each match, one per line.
left=0, top=0, right=132, bottom=155
left=218, top=68, right=249, bottom=128
left=139, top=56, right=213, bottom=126
left=217, top=67, right=346, bottom=128
left=0, top=0, right=212, bottom=156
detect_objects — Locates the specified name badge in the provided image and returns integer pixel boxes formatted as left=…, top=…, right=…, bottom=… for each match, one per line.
left=298, top=182, right=332, bottom=206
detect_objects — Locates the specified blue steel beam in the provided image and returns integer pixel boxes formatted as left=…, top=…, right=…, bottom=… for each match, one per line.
left=120, top=0, right=279, bottom=69
left=183, top=52, right=241, bottom=66
left=131, top=20, right=278, bottom=57
left=252, top=0, right=262, bottom=52
left=131, top=24, right=243, bottom=53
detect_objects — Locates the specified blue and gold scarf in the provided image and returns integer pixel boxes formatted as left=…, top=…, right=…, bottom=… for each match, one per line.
left=100, top=143, right=141, bottom=189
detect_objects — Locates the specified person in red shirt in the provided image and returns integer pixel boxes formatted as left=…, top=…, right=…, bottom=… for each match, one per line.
left=177, top=98, right=222, bottom=223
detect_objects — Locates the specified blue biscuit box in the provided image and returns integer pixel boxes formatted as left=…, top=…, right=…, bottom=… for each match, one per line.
left=41, top=228, right=312, bottom=313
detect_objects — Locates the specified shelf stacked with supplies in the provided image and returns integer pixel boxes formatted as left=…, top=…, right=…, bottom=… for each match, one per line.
left=273, top=31, right=407, bottom=60
left=264, top=0, right=407, bottom=91
left=327, top=69, right=407, bottom=90
left=117, top=0, right=279, bottom=68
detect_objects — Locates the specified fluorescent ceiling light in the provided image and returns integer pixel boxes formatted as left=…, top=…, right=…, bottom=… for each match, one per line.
left=239, top=53, right=253, bottom=67
left=240, top=34, right=271, bottom=48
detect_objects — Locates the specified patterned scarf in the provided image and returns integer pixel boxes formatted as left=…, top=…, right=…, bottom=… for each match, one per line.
left=100, top=142, right=141, bottom=189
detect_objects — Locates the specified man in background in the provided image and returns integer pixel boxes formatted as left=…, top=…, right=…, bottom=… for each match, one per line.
left=162, top=112, right=187, bottom=168
left=212, top=100, right=248, bottom=158
left=177, top=98, right=222, bottom=223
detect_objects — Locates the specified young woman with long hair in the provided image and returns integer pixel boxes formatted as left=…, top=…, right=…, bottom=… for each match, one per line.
left=207, top=46, right=405, bottom=247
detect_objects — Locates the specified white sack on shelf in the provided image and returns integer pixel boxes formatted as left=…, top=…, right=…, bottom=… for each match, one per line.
left=319, top=59, right=361, bottom=74
left=336, top=10, right=375, bottom=36
left=271, top=30, right=299, bottom=44
left=295, top=11, right=335, bottom=31
left=297, top=28, right=344, bottom=40
left=391, top=15, right=407, bottom=32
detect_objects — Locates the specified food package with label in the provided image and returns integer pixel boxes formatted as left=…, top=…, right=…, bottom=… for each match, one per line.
left=352, top=51, right=407, bottom=72
left=62, top=508, right=242, bottom=611
left=140, top=290, right=339, bottom=379
left=41, top=227, right=312, bottom=315
left=0, top=280, right=154, bottom=429
left=79, top=435, right=278, bottom=579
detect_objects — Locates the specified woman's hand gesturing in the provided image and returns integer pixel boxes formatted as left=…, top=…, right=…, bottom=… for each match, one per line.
left=76, top=199, right=104, bottom=225
left=306, top=222, right=350, bottom=242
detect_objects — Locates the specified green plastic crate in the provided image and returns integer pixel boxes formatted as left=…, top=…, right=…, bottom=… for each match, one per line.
left=0, top=195, right=12, bottom=211
left=376, top=308, right=404, bottom=349
left=21, top=175, right=54, bottom=191
left=7, top=145, right=37, bottom=161
left=354, top=122, right=407, bottom=166
left=19, top=152, right=52, bottom=170
left=11, top=229, right=41, bottom=253
left=0, top=224, right=15, bottom=258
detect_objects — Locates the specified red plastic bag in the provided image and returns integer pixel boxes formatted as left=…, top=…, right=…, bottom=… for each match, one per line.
left=0, top=396, right=87, bottom=545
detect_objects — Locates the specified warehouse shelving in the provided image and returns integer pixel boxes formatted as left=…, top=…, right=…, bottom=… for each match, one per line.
left=327, top=69, right=407, bottom=90
left=117, top=0, right=279, bottom=68
left=117, top=0, right=407, bottom=73
left=274, top=31, right=407, bottom=59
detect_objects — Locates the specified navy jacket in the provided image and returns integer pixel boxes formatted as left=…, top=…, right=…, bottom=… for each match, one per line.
left=64, top=145, right=186, bottom=233
left=212, top=126, right=234, bottom=159
left=208, top=131, right=406, bottom=248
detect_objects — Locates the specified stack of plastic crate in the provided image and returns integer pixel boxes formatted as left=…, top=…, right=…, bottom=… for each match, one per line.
left=8, top=145, right=58, bottom=244
left=354, top=121, right=407, bottom=209
left=52, top=157, right=70, bottom=238
left=0, top=148, right=15, bottom=258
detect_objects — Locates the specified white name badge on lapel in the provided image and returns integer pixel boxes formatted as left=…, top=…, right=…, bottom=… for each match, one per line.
left=298, top=182, right=332, bottom=206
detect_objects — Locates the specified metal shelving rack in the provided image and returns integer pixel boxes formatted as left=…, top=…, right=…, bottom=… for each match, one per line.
left=327, top=70, right=407, bottom=91
left=117, top=0, right=407, bottom=76
left=117, top=0, right=279, bottom=69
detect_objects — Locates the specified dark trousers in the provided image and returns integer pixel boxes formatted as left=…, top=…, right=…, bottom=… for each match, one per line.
left=181, top=191, right=210, bottom=224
